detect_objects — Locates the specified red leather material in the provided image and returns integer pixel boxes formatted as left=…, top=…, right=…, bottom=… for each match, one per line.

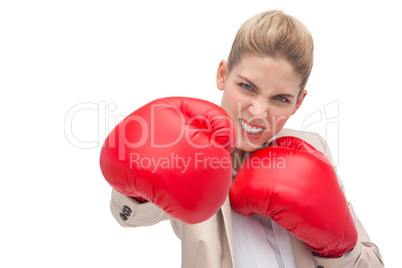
left=230, top=136, right=358, bottom=257
left=100, top=97, right=236, bottom=224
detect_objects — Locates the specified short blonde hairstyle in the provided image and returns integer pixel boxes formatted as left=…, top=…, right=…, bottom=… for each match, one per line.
left=227, top=10, right=314, bottom=91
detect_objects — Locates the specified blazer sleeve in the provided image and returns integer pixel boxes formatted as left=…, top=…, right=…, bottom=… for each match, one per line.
left=304, top=132, right=384, bottom=268
left=110, top=189, right=171, bottom=227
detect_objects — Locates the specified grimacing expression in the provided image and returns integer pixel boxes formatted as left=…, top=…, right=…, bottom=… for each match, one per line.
left=217, top=55, right=306, bottom=152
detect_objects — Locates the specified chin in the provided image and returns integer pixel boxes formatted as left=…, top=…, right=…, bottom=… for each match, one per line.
left=236, top=139, right=265, bottom=152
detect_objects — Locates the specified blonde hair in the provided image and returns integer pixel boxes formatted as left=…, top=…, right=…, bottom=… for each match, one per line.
left=227, top=10, right=314, bottom=91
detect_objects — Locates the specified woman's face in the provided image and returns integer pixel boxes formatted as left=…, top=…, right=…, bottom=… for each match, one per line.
left=217, top=55, right=306, bottom=152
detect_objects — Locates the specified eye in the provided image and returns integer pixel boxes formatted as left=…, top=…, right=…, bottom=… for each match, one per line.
left=240, top=83, right=253, bottom=91
left=275, top=95, right=289, bottom=103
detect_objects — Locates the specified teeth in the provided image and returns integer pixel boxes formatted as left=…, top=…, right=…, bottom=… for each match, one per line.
left=239, top=119, right=264, bottom=135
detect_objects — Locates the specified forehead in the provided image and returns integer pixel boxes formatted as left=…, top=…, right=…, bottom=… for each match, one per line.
left=232, top=55, right=301, bottom=93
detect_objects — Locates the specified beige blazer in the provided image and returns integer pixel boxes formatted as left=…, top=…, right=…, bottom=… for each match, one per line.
left=110, top=129, right=384, bottom=268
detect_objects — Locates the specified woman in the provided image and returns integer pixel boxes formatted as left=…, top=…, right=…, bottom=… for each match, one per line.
left=103, top=10, right=383, bottom=267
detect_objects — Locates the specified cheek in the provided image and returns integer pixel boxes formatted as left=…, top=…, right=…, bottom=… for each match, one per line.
left=267, top=107, right=294, bottom=129
left=222, top=90, right=246, bottom=115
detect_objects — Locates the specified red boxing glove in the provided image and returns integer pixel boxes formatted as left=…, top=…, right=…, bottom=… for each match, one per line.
left=230, top=136, right=357, bottom=257
left=100, top=97, right=235, bottom=224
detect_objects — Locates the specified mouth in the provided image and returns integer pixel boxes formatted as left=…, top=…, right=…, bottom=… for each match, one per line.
left=239, top=119, right=265, bottom=135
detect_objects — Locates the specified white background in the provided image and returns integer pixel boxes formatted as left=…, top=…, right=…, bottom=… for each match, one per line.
left=1, top=0, right=400, bottom=267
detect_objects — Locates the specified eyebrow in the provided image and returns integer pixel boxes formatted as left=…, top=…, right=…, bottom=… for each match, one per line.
left=237, top=75, right=259, bottom=92
left=237, top=74, right=296, bottom=99
left=276, top=93, right=296, bottom=99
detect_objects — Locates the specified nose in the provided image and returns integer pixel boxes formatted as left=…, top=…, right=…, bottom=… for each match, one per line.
left=248, top=97, right=268, bottom=118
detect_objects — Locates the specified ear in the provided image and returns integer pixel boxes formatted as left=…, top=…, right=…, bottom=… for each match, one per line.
left=291, top=90, right=307, bottom=115
left=216, top=60, right=228, bottom=91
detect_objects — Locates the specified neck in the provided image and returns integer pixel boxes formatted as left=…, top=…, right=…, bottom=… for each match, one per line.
left=231, top=148, right=251, bottom=172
